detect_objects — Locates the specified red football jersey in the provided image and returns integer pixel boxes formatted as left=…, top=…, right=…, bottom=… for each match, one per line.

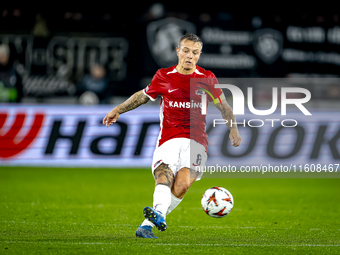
left=143, top=65, right=223, bottom=151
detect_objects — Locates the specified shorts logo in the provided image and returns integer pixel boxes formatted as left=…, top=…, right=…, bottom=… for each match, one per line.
left=154, top=159, right=163, bottom=169
left=196, top=154, right=202, bottom=165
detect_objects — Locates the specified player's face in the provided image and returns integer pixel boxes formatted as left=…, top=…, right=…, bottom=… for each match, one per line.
left=176, top=40, right=202, bottom=72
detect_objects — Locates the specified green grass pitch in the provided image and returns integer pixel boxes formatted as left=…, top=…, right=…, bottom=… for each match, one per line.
left=0, top=167, right=339, bottom=254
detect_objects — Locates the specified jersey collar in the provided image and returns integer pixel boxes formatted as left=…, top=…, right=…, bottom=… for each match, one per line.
left=167, top=67, right=204, bottom=75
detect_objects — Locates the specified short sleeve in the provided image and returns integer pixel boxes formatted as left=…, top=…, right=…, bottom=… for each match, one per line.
left=143, top=71, right=161, bottom=101
left=207, top=73, right=225, bottom=104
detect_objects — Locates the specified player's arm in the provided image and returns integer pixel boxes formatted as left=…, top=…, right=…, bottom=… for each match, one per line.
left=103, top=90, right=150, bottom=127
left=215, top=99, right=241, bottom=147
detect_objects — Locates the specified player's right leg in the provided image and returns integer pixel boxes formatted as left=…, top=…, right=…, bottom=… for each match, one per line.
left=143, top=163, right=174, bottom=231
left=136, top=138, right=186, bottom=238
left=136, top=163, right=174, bottom=237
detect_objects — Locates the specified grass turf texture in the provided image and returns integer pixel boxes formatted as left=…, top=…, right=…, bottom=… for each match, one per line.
left=0, top=167, right=339, bottom=254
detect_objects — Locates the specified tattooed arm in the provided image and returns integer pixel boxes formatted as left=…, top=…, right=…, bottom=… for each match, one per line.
left=215, top=100, right=242, bottom=147
left=103, top=90, right=150, bottom=127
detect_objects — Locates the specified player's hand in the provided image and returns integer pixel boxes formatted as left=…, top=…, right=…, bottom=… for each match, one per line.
left=229, top=129, right=241, bottom=147
left=103, top=108, right=120, bottom=127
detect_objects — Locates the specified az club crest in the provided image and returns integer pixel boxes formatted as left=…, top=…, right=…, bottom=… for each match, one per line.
left=147, top=18, right=196, bottom=67
left=253, top=28, right=283, bottom=64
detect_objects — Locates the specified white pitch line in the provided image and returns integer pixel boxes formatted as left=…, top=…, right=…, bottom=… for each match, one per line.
left=1, top=221, right=337, bottom=231
left=151, top=243, right=340, bottom=247
left=1, top=241, right=339, bottom=247
left=0, top=221, right=261, bottom=229
left=0, top=221, right=136, bottom=227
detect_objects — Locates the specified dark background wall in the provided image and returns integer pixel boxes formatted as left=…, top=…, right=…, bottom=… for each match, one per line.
left=1, top=5, right=339, bottom=102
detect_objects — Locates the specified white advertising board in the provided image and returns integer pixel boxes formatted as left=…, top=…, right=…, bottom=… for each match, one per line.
left=0, top=105, right=339, bottom=168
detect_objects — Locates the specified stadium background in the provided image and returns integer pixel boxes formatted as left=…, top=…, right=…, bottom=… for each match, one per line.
left=1, top=5, right=340, bottom=254
left=1, top=6, right=339, bottom=166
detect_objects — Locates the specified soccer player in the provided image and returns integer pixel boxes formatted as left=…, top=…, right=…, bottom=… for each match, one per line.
left=103, top=33, right=241, bottom=238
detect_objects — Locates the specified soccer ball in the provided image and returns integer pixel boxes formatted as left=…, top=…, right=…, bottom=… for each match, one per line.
left=201, top=186, right=234, bottom=218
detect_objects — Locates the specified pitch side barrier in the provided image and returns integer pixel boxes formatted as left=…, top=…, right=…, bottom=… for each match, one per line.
left=0, top=105, right=339, bottom=168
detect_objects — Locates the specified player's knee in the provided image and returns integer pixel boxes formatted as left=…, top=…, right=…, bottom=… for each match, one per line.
left=175, top=179, right=191, bottom=195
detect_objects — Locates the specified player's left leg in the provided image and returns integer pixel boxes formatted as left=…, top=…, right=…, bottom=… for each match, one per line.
left=166, top=167, right=198, bottom=215
left=166, top=139, right=207, bottom=216
left=172, top=167, right=198, bottom=198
